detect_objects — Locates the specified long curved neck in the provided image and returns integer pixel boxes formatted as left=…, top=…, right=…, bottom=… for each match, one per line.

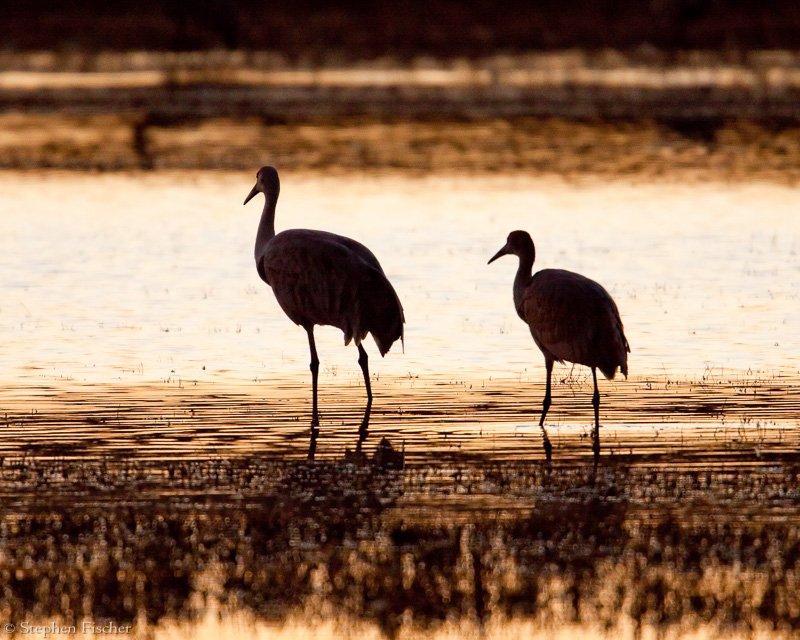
left=512, top=251, right=535, bottom=310
left=254, top=191, right=277, bottom=261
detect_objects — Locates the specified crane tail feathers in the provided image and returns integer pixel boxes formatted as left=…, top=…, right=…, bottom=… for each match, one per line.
left=372, top=328, right=401, bottom=357
left=365, top=277, right=405, bottom=358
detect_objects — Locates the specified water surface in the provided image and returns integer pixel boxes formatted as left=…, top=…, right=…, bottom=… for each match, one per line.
left=1, top=170, right=799, bottom=639
left=2, top=170, right=798, bottom=388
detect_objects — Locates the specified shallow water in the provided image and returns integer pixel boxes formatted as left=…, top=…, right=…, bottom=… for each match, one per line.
left=1, top=170, right=800, bottom=639
left=2, top=170, right=799, bottom=387
left=2, top=438, right=800, bottom=640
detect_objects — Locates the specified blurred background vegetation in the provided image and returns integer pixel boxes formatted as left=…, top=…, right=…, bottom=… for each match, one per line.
left=4, top=1, right=800, bottom=176
left=5, top=0, right=800, bottom=55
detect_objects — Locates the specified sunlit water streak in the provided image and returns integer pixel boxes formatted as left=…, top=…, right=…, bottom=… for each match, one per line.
left=0, top=375, right=797, bottom=464
left=1, top=170, right=798, bottom=394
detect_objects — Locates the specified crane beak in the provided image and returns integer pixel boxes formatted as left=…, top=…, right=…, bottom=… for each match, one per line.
left=488, top=244, right=509, bottom=264
left=243, top=184, right=259, bottom=205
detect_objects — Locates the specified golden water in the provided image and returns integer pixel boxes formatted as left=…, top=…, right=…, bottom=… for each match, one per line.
left=1, top=170, right=799, bottom=639
left=2, top=171, right=799, bottom=384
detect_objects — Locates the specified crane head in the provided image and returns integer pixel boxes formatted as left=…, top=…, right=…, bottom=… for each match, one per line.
left=488, top=230, right=535, bottom=264
left=244, top=166, right=280, bottom=205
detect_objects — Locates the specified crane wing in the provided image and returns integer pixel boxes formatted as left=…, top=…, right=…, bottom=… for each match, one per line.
left=260, top=229, right=404, bottom=354
left=521, top=269, right=627, bottom=377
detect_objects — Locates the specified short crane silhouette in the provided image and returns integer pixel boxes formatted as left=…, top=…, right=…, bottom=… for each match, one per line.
left=489, top=230, right=629, bottom=461
left=244, top=167, right=405, bottom=454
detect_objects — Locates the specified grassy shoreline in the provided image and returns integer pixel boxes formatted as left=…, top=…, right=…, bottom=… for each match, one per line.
left=3, top=51, right=800, bottom=176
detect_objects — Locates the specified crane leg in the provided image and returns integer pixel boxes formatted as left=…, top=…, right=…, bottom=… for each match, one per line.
left=591, top=367, right=600, bottom=460
left=306, top=328, right=320, bottom=427
left=357, top=343, right=372, bottom=436
left=539, top=358, right=553, bottom=462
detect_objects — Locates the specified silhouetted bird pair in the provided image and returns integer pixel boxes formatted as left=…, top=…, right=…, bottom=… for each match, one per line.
left=244, top=166, right=629, bottom=460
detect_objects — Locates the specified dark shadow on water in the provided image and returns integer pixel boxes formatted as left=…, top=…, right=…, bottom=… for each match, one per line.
left=2, top=455, right=800, bottom=638
left=2, top=376, right=800, bottom=635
